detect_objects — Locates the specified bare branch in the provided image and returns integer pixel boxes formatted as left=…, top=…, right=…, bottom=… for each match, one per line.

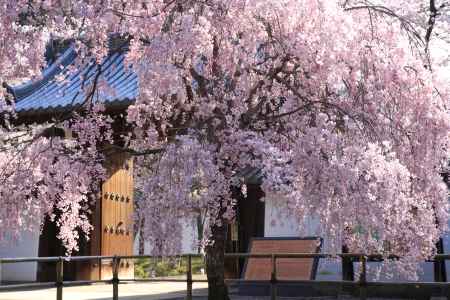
left=104, top=144, right=165, bottom=156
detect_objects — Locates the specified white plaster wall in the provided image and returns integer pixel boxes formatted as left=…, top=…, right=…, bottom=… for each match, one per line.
left=443, top=217, right=450, bottom=280
left=133, top=217, right=199, bottom=255
left=263, top=196, right=322, bottom=238
left=262, top=196, right=440, bottom=282
left=0, top=231, right=40, bottom=282
left=264, top=197, right=299, bottom=237
left=263, top=196, right=342, bottom=280
left=178, top=218, right=199, bottom=253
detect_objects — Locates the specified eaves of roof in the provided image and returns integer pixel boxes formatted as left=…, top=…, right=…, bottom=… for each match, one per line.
left=5, top=46, right=138, bottom=121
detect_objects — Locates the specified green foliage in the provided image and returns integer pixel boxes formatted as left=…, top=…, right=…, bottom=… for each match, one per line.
left=134, top=256, right=205, bottom=278
left=318, top=270, right=335, bottom=275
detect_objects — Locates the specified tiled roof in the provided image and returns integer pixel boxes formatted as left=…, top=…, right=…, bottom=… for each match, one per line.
left=8, top=46, right=138, bottom=115
left=234, top=166, right=264, bottom=185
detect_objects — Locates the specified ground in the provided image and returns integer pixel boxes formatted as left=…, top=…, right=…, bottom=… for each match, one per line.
left=0, top=281, right=207, bottom=300
left=0, top=282, right=420, bottom=300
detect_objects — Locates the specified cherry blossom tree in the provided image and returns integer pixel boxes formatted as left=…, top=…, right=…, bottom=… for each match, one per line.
left=1, top=1, right=450, bottom=299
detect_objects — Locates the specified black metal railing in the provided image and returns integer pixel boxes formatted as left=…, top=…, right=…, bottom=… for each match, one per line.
left=0, top=253, right=449, bottom=300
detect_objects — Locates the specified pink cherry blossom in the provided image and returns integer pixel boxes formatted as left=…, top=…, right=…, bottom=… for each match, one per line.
left=0, top=2, right=449, bottom=295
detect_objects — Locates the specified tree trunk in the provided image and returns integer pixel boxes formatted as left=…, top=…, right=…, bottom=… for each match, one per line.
left=205, top=223, right=230, bottom=300
left=197, top=213, right=204, bottom=254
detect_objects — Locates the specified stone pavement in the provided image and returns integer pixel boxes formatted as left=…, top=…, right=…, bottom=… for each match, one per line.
left=0, top=281, right=208, bottom=300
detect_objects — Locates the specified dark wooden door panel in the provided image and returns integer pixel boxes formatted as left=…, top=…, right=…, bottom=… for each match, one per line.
left=101, top=153, right=134, bottom=279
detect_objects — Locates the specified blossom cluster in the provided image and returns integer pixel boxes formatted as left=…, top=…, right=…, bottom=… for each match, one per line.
left=0, top=0, right=449, bottom=278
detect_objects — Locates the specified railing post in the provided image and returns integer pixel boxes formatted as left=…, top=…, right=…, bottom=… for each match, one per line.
left=270, top=254, right=277, bottom=300
left=56, top=257, right=63, bottom=300
left=186, top=255, right=193, bottom=300
left=359, top=255, right=367, bottom=300
left=235, top=255, right=240, bottom=278
left=434, top=239, right=447, bottom=282
left=112, top=255, right=120, bottom=300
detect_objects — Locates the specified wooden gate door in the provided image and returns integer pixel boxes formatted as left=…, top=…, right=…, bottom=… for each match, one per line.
left=101, top=152, right=134, bottom=279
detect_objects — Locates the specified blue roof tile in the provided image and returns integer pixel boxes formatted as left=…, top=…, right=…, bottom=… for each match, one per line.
left=9, top=47, right=137, bottom=115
